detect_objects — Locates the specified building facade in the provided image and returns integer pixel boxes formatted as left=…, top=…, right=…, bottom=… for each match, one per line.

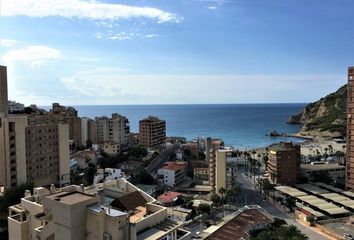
left=215, top=149, right=238, bottom=194
left=139, top=116, right=166, bottom=150
left=157, top=162, right=187, bottom=187
left=0, top=65, right=8, bottom=118
left=267, top=142, right=301, bottom=185
left=347, top=66, right=354, bottom=190
left=208, top=138, right=225, bottom=193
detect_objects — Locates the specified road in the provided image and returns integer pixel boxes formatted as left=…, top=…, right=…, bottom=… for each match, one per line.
left=237, top=166, right=330, bottom=240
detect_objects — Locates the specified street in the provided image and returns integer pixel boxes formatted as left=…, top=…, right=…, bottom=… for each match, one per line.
left=237, top=165, right=330, bottom=240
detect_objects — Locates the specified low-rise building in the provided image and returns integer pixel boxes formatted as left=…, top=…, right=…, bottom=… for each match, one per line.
left=167, top=207, right=192, bottom=222
left=157, top=191, right=182, bottom=206
left=93, top=168, right=128, bottom=184
left=158, top=161, right=187, bottom=187
left=301, top=162, right=346, bottom=180
left=193, top=167, right=209, bottom=185
left=99, top=141, right=121, bottom=156
left=201, top=205, right=273, bottom=240
left=8, top=179, right=191, bottom=240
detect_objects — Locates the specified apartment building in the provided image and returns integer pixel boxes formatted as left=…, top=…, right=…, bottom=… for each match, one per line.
left=215, top=149, right=238, bottom=194
left=0, top=115, right=28, bottom=187
left=8, top=100, right=25, bottom=113
left=0, top=66, right=70, bottom=188
left=81, top=117, right=97, bottom=145
left=8, top=178, right=191, bottom=240
left=139, top=116, right=166, bottom=150
left=207, top=138, right=224, bottom=193
left=0, top=65, right=8, bottom=118
left=347, top=66, right=354, bottom=190
left=267, top=142, right=300, bottom=185
left=301, top=162, right=345, bottom=180
left=96, top=114, right=130, bottom=147
left=158, top=162, right=187, bottom=187
left=25, top=123, right=70, bottom=186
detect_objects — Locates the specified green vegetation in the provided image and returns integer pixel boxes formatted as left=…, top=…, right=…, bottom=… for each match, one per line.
left=289, top=84, right=347, bottom=136
left=128, top=145, right=148, bottom=159
left=0, top=182, right=34, bottom=214
left=250, top=218, right=308, bottom=240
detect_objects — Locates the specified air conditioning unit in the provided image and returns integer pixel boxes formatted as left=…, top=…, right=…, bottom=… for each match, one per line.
left=103, top=233, right=112, bottom=240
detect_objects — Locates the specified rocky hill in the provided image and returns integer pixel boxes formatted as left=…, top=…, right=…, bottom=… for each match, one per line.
left=288, top=84, right=347, bottom=138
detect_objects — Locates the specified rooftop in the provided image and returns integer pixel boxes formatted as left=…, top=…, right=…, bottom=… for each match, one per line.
left=46, top=191, right=95, bottom=205
left=157, top=191, right=182, bottom=204
left=205, top=206, right=273, bottom=240
left=161, top=162, right=186, bottom=172
left=269, top=142, right=299, bottom=153
left=301, top=163, right=345, bottom=171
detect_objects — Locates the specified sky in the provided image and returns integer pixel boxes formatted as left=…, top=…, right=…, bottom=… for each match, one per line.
left=0, top=0, right=353, bottom=105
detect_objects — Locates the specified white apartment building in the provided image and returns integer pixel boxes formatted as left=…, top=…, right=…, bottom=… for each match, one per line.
left=215, top=149, right=238, bottom=194
left=158, top=162, right=187, bottom=187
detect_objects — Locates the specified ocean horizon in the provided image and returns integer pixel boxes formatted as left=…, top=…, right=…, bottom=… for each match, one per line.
left=43, top=103, right=307, bottom=149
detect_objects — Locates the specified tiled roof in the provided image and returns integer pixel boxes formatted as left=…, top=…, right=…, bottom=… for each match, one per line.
left=110, top=191, right=147, bottom=211
left=205, top=209, right=273, bottom=240
left=157, top=191, right=182, bottom=204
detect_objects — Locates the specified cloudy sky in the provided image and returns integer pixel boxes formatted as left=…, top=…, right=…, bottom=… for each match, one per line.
left=0, top=0, right=353, bottom=105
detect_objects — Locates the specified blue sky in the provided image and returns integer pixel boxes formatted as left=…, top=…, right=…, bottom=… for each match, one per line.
left=0, top=0, right=353, bottom=105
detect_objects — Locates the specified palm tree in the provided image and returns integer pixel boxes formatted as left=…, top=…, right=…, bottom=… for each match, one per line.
left=219, top=187, right=227, bottom=216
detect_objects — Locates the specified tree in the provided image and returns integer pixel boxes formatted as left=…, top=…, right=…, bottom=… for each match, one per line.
left=262, top=155, right=269, bottom=170
left=86, top=139, right=93, bottom=149
left=210, top=194, right=222, bottom=208
left=226, top=186, right=241, bottom=205
left=307, top=215, right=316, bottom=226
left=138, top=170, right=156, bottom=185
left=285, top=197, right=296, bottom=212
left=0, top=182, right=34, bottom=214
left=128, top=145, right=148, bottom=159
left=84, top=163, right=96, bottom=186
left=198, top=203, right=211, bottom=215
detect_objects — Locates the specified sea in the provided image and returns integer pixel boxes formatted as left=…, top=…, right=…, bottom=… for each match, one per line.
left=70, top=103, right=306, bottom=149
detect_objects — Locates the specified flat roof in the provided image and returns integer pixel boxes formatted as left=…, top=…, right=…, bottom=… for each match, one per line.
left=296, top=184, right=329, bottom=195
left=301, top=163, right=345, bottom=171
left=313, top=182, right=354, bottom=198
left=88, top=204, right=127, bottom=218
left=275, top=186, right=307, bottom=197
left=297, top=195, right=350, bottom=215
left=47, top=191, right=95, bottom=205
left=296, top=203, right=325, bottom=218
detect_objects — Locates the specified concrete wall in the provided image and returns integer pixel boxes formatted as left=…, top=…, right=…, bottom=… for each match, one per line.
left=58, top=123, right=70, bottom=186
left=215, top=150, right=227, bottom=194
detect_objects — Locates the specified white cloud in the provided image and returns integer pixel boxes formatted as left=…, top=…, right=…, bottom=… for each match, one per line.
left=2, top=0, right=181, bottom=23
left=0, top=39, right=19, bottom=47
left=2, top=45, right=61, bottom=67
left=60, top=71, right=346, bottom=104
left=208, top=6, right=218, bottom=10
left=145, top=34, right=159, bottom=38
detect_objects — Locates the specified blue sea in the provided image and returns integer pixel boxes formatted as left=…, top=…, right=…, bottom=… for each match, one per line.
left=70, top=104, right=306, bottom=149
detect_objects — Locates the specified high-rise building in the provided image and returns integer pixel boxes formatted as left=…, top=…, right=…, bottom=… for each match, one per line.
left=0, top=66, right=70, bottom=188
left=25, top=123, right=70, bottom=186
left=215, top=149, right=238, bottom=194
left=139, top=116, right=166, bottom=150
left=208, top=138, right=224, bottom=193
left=267, top=142, right=300, bottom=185
left=96, top=114, right=130, bottom=147
left=347, top=66, right=354, bottom=190
left=0, top=65, right=8, bottom=118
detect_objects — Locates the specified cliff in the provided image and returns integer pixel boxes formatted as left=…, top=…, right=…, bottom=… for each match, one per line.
left=288, top=84, right=347, bottom=138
